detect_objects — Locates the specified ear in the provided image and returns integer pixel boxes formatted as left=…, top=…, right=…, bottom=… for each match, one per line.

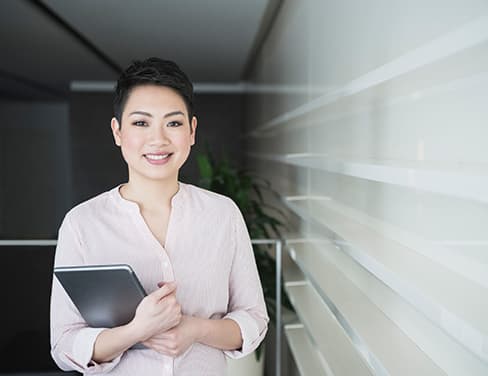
left=111, top=117, right=122, bottom=147
left=190, top=116, right=198, bottom=146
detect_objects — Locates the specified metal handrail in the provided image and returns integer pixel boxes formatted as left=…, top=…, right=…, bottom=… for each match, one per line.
left=251, top=238, right=282, bottom=376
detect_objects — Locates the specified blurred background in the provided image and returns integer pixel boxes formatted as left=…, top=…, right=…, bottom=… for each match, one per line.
left=2, top=0, right=488, bottom=375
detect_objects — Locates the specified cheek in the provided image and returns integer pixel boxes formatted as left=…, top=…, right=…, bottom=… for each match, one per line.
left=122, top=134, right=145, bottom=150
left=120, top=134, right=146, bottom=158
left=174, top=134, right=194, bottom=150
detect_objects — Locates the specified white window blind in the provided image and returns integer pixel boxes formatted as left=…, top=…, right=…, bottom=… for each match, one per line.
left=245, top=1, right=488, bottom=374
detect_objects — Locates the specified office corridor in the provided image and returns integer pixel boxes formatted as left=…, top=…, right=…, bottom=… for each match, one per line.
left=1, top=1, right=488, bottom=375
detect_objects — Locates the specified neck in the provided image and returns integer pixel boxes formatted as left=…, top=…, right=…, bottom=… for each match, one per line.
left=120, top=175, right=179, bottom=212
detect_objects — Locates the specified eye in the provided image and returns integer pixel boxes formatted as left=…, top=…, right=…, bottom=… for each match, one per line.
left=132, top=120, right=148, bottom=127
left=167, top=121, right=183, bottom=127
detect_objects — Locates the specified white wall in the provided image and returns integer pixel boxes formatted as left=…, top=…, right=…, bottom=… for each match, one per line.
left=246, top=1, right=488, bottom=374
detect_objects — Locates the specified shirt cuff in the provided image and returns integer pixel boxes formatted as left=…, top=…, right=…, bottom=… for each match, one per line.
left=63, top=327, right=122, bottom=374
left=223, top=310, right=266, bottom=359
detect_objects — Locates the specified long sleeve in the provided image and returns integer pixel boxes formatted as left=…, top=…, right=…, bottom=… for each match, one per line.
left=50, top=183, right=270, bottom=374
left=50, top=214, right=122, bottom=374
left=223, top=204, right=269, bottom=358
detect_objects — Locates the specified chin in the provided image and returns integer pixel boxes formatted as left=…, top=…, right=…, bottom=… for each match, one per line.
left=146, top=173, right=178, bottom=182
left=128, top=168, right=177, bottom=183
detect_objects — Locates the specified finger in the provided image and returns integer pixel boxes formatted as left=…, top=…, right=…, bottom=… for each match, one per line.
left=152, top=332, right=174, bottom=341
left=153, top=343, right=179, bottom=357
left=151, top=282, right=177, bottom=300
left=143, top=337, right=170, bottom=351
left=142, top=331, right=169, bottom=342
left=157, top=280, right=176, bottom=288
left=144, top=335, right=171, bottom=345
left=141, top=339, right=159, bottom=351
left=154, top=346, right=174, bottom=356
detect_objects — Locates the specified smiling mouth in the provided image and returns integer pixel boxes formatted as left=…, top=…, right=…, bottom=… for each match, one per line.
left=144, top=153, right=173, bottom=160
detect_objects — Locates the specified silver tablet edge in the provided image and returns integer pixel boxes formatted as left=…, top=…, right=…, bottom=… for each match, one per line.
left=54, top=264, right=134, bottom=273
left=53, top=264, right=147, bottom=296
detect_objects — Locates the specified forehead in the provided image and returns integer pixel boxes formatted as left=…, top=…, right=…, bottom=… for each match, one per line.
left=123, top=85, right=187, bottom=115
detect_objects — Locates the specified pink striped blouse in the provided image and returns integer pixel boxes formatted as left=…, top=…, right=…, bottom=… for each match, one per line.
left=50, top=183, right=269, bottom=375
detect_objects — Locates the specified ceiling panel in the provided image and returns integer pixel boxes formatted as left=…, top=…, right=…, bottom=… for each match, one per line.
left=0, top=0, right=117, bottom=99
left=0, top=0, right=270, bottom=100
left=42, top=0, right=269, bottom=82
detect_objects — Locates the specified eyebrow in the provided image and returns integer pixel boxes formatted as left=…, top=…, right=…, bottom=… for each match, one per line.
left=129, top=111, right=152, bottom=117
left=128, top=110, right=185, bottom=118
left=164, top=111, right=185, bottom=118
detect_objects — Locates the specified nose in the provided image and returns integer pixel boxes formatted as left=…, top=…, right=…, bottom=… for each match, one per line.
left=148, top=125, right=170, bottom=146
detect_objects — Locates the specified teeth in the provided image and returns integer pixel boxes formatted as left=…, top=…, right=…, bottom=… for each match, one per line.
left=146, top=154, right=170, bottom=160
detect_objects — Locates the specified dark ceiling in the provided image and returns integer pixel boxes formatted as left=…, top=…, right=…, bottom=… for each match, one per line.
left=0, top=0, right=275, bottom=101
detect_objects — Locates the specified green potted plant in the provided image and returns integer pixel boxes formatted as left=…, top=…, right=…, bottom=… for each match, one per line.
left=196, top=151, right=293, bottom=364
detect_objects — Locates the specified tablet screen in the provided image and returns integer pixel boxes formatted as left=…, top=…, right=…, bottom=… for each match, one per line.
left=54, top=264, right=147, bottom=328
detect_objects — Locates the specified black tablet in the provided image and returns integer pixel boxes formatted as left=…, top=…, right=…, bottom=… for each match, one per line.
left=54, top=264, right=147, bottom=329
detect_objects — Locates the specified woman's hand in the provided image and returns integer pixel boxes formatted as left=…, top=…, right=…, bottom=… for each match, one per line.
left=130, top=282, right=182, bottom=342
left=142, top=315, right=201, bottom=357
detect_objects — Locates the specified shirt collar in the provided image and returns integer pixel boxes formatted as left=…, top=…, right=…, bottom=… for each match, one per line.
left=110, top=182, right=185, bottom=212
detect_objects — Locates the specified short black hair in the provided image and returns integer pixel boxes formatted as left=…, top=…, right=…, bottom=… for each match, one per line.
left=113, top=57, right=194, bottom=125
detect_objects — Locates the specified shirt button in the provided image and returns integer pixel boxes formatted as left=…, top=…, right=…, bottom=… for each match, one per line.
left=164, top=363, right=172, bottom=373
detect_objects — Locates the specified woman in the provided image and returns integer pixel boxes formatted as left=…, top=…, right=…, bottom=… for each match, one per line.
left=50, top=58, right=268, bottom=375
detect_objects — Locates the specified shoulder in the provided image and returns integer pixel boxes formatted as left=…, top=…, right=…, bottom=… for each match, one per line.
left=181, top=183, right=239, bottom=214
left=63, top=188, right=116, bottom=225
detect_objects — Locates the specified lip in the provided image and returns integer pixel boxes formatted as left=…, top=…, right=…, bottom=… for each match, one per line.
left=143, top=152, right=173, bottom=165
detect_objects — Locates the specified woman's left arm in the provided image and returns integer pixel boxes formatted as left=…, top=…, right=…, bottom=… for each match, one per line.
left=219, top=202, right=269, bottom=358
left=143, top=201, right=269, bottom=357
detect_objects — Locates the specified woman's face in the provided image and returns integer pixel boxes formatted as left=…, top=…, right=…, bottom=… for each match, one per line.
left=111, top=84, right=197, bottom=184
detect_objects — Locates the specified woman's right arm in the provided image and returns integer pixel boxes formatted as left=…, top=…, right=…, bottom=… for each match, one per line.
left=51, top=214, right=181, bottom=373
left=92, top=282, right=181, bottom=363
left=51, top=214, right=119, bottom=374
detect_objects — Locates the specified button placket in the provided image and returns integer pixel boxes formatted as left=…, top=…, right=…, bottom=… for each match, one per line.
left=159, top=251, right=174, bottom=281
left=162, top=190, right=182, bottom=282
left=162, top=355, right=174, bottom=375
